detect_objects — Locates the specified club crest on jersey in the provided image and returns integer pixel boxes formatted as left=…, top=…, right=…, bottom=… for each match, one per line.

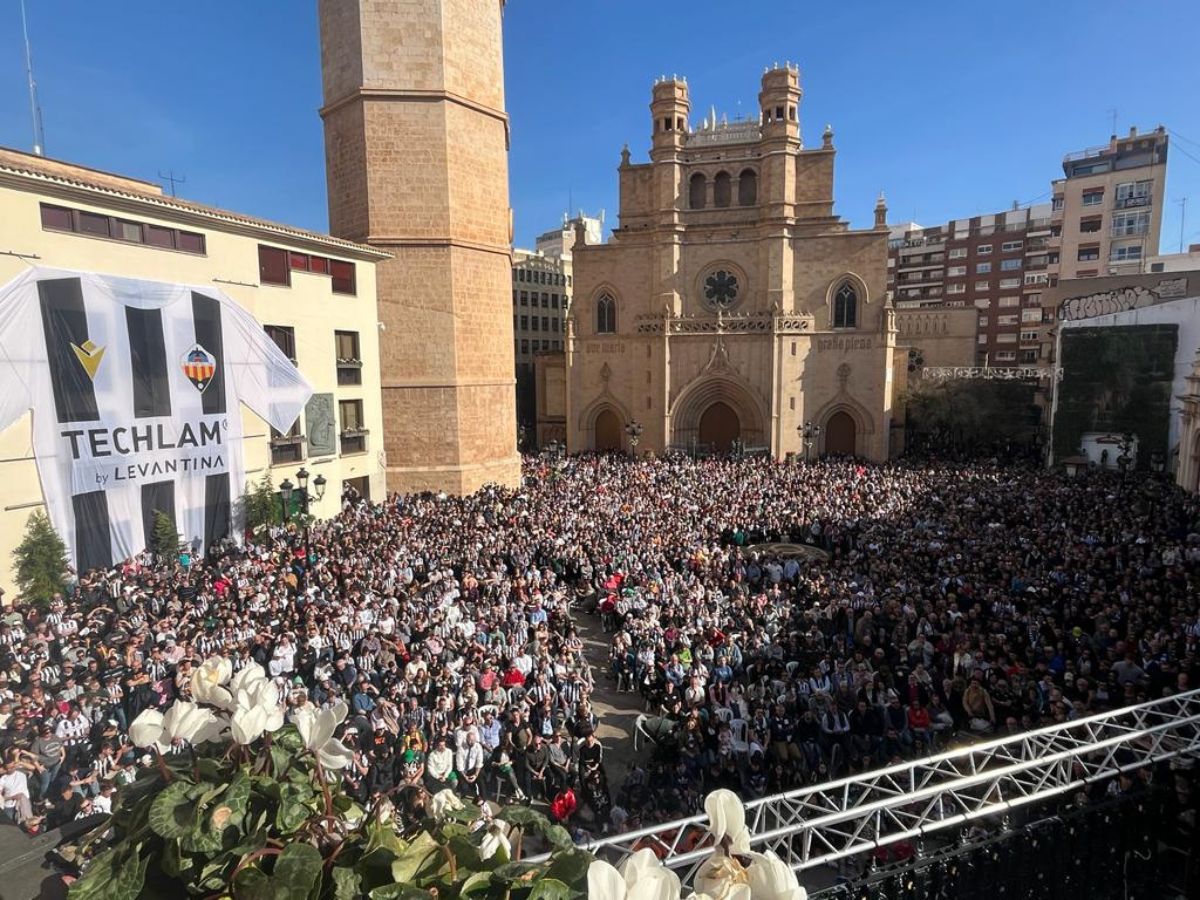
left=70, top=339, right=105, bottom=381
left=181, top=344, right=217, bottom=393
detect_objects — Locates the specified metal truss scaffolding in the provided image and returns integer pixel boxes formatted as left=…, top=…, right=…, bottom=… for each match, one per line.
left=573, top=689, right=1200, bottom=884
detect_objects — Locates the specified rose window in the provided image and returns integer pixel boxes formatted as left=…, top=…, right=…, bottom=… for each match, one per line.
left=703, top=269, right=740, bottom=311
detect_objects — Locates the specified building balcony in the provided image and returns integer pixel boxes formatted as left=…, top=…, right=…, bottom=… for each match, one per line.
left=1111, top=224, right=1149, bottom=238
left=1115, top=195, right=1151, bottom=210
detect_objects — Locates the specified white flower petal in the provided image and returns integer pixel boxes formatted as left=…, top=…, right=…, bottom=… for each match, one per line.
left=317, top=738, right=355, bottom=770
left=705, top=789, right=746, bottom=846
left=588, top=860, right=626, bottom=899
left=129, top=709, right=164, bottom=749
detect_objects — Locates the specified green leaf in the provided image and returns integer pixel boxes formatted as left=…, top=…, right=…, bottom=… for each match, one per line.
left=149, top=780, right=200, bottom=839
left=529, top=878, right=573, bottom=900
left=271, top=842, right=324, bottom=900
left=492, top=861, right=544, bottom=885
left=69, top=847, right=149, bottom=900
left=543, top=824, right=575, bottom=851
left=497, top=805, right=548, bottom=829
left=459, top=870, right=493, bottom=897
left=332, top=867, right=362, bottom=900
left=544, top=848, right=592, bottom=889
left=389, top=831, right=444, bottom=884
left=368, top=886, right=434, bottom=900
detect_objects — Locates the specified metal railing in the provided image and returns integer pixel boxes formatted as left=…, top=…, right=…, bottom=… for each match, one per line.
left=562, top=690, right=1200, bottom=885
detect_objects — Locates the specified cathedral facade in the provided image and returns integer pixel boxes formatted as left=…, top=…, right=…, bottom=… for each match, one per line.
left=567, top=67, right=900, bottom=460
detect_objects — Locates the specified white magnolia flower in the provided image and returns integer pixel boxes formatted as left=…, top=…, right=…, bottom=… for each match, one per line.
left=190, top=656, right=235, bottom=711
left=479, top=821, right=512, bottom=862
left=430, top=789, right=464, bottom=820
left=587, top=849, right=681, bottom=900
left=746, top=851, right=806, bottom=900
left=129, top=701, right=225, bottom=752
left=229, top=678, right=284, bottom=745
left=293, top=701, right=354, bottom=769
left=705, top=789, right=751, bottom=853
left=694, top=852, right=752, bottom=900
left=229, top=662, right=268, bottom=695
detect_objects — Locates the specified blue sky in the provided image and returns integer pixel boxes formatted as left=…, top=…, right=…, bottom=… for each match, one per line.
left=2, top=1, right=1198, bottom=252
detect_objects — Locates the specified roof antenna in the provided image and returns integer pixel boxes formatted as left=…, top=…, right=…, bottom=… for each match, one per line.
left=20, top=0, right=46, bottom=156
left=158, top=169, right=186, bottom=197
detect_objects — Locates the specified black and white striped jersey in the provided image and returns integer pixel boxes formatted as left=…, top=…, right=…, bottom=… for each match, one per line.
left=0, top=268, right=312, bottom=572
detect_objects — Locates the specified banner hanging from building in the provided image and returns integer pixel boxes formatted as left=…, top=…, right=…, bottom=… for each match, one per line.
left=0, top=268, right=313, bottom=573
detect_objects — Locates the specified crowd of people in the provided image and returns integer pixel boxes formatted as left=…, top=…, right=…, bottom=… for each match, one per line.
left=0, top=454, right=1197, bottom=843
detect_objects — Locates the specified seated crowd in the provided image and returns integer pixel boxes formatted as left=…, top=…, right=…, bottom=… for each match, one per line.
left=0, top=455, right=1197, bottom=842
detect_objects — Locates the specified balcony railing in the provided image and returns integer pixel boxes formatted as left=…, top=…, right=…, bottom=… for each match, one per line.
left=1115, top=195, right=1151, bottom=209
left=1112, top=224, right=1149, bottom=237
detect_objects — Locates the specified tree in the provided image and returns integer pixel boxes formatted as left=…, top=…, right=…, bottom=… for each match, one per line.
left=149, top=509, right=181, bottom=560
left=12, top=510, right=68, bottom=605
left=242, top=471, right=283, bottom=533
left=905, top=378, right=1038, bottom=456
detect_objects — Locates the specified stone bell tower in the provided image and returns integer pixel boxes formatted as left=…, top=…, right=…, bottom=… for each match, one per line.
left=318, top=0, right=520, bottom=494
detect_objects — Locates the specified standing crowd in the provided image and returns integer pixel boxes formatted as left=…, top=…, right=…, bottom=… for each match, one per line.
left=0, top=455, right=1197, bottom=842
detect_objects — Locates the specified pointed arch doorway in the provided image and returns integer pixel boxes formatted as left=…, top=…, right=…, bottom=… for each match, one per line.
left=825, top=411, right=857, bottom=456
left=594, top=409, right=623, bottom=452
left=698, top=401, right=741, bottom=453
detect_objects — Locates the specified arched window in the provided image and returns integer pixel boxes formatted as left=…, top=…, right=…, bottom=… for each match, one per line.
left=833, top=282, right=858, bottom=328
left=596, top=294, right=617, bottom=334
left=738, top=169, right=757, bottom=206
left=689, top=173, right=706, bottom=209
left=714, top=171, right=732, bottom=207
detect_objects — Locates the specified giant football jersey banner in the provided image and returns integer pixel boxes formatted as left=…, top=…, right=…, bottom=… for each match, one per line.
left=0, top=268, right=313, bottom=573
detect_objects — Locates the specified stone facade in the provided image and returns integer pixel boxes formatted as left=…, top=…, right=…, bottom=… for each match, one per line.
left=568, top=68, right=898, bottom=460
left=318, top=0, right=520, bottom=494
left=895, top=307, right=979, bottom=369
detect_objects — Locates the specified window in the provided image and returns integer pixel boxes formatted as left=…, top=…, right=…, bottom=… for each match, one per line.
left=520, top=339, right=529, bottom=354
left=995, top=350, right=1017, bottom=361
left=1024, top=272, right=1049, bottom=286
left=999, top=277, right=1021, bottom=289
left=541, top=316, right=549, bottom=331
left=531, top=317, right=539, bottom=332
left=77, top=210, right=112, bottom=237
left=1082, top=190, right=1104, bottom=207
left=259, top=246, right=290, bottom=286
left=1020, top=330, right=1039, bottom=341
left=1112, top=210, right=1150, bottom=236
left=541, top=293, right=549, bottom=308
left=596, top=294, right=617, bottom=333
left=996, top=333, right=1017, bottom=344
left=1111, top=245, right=1142, bottom=262
left=519, top=315, right=528, bottom=330
left=270, top=419, right=304, bottom=465
left=976, top=262, right=992, bottom=274
left=738, top=169, right=757, bottom=206
left=978, top=316, right=989, bottom=328
left=339, top=399, right=367, bottom=454
left=973, top=298, right=991, bottom=310
left=1021, top=308, right=1042, bottom=323
left=998, top=296, right=1019, bottom=308
left=832, top=282, right=858, bottom=328
left=947, top=265, right=967, bottom=277
left=289, top=252, right=309, bottom=271
left=977, top=335, right=988, bottom=344
left=1000, top=259, right=1021, bottom=271
left=335, top=331, right=362, bottom=385
left=1052, top=196, right=1065, bottom=210
left=38, top=203, right=204, bottom=253
left=976, top=244, right=992, bottom=255
left=40, top=204, right=73, bottom=230
left=551, top=294, right=560, bottom=309
left=552, top=318, right=559, bottom=333
left=1115, top=180, right=1152, bottom=208
left=997, top=314, right=1019, bottom=326
left=1077, top=247, right=1100, bottom=262
left=713, top=171, right=732, bottom=208
left=948, top=247, right=968, bottom=259
left=946, top=283, right=966, bottom=295
left=541, top=340, right=550, bottom=351
left=264, top=325, right=296, bottom=363
left=974, top=281, right=990, bottom=291
left=689, top=173, right=706, bottom=209
left=1079, top=216, right=1102, bottom=233
left=331, top=260, right=356, bottom=295
left=1019, top=349, right=1039, bottom=363
left=1001, top=241, right=1022, bottom=252
left=520, top=291, right=528, bottom=306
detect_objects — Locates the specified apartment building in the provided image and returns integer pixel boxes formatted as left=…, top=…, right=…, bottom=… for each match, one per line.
left=0, top=147, right=388, bottom=592
left=888, top=203, right=1054, bottom=366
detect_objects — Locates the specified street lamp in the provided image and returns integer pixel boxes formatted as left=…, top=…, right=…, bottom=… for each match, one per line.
left=291, top=468, right=326, bottom=592
left=624, top=421, right=643, bottom=457
left=798, top=421, right=822, bottom=463
left=279, top=478, right=294, bottom=522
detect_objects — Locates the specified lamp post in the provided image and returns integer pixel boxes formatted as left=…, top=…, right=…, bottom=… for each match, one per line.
left=798, top=421, right=822, bottom=463
left=278, top=478, right=294, bottom=523
left=624, top=421, right=643, bottom=458
left=517, top=424, right=527, bottom=454
left=288, top=467, right=326, bottom=591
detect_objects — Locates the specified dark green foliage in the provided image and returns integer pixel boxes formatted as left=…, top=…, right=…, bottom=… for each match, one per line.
left=905, top=378, right=1039, bottom=455
left=11, top=510, right=68, bottom=604
left=149, top=509, right=181, bottom=560
left=242, top=472, right=283, bottom=532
